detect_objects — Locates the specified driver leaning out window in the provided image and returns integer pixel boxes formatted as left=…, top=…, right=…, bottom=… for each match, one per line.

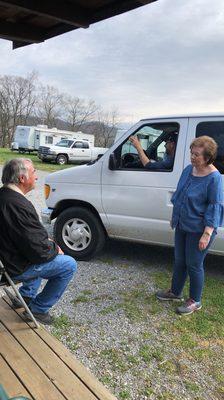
left=129, top=133, right=177, bottom=170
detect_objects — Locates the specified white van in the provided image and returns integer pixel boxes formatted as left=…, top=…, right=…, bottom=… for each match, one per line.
left=42, top=114, right=224, bottom=260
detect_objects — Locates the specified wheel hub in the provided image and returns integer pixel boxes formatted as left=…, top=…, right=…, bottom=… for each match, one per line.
left=70, top=226, right=85, bottom=241
left=62, top=218, right=91, bottom=251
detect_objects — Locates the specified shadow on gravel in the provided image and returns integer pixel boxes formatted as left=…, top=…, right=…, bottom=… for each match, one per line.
left=97, top=238, right=224, bottom=277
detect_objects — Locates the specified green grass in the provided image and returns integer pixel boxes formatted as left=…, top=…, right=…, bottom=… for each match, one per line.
left=118, top=389, right=131, bottom=399
left=52, top=313, right=79, bottom=351
left=0, top=147, right=74, bottom=172
left=72, top=294, right=91, bottom=304
left=96, top=269, right=224, bottom=398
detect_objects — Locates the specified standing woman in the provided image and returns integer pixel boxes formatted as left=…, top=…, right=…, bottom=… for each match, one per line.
left=157, top=136, right=224, bottom=315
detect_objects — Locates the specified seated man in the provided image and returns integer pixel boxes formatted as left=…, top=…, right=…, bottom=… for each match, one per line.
left=0, top=158, right=77, bottom=325
left=129, top=133, right=177, bottom=170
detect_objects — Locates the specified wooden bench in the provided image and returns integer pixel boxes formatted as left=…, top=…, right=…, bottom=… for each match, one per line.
left=0, top=297, right=117, bottom=400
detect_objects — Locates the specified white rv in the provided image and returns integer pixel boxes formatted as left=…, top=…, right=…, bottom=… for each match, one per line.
left=11, top=125, right=91, bottom=153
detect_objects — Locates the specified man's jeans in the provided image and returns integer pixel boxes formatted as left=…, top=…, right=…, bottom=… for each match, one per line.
left=171, top=226, right=215, bottom=302
left=14, top=255, right=77, bottom=314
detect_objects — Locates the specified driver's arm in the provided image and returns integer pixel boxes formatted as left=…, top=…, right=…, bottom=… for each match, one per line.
left=129, top=136, right=151, bottom=167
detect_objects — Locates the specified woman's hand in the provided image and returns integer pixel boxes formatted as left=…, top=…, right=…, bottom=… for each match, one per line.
left=199, top=233, right=211, bottom=251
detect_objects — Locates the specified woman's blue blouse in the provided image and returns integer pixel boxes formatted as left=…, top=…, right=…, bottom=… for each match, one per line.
left=171, top=165, right=224, bottom=232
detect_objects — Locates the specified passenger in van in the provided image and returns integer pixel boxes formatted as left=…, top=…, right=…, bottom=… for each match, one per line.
left=156, top=136, right=224, bottom=315
left=129, top=133, right=177, bottom=170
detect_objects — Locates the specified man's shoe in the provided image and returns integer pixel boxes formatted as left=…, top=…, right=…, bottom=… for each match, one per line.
left=23, top=310, right=54, bottom=325
left=156, top=289, right=184, bottom=302
left=4, top=288, right=31, bottom=309
left=176, top=298, right=202, bottom=315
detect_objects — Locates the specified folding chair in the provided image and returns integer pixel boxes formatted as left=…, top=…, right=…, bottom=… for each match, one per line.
left=0, top=259, right=39, bottom=328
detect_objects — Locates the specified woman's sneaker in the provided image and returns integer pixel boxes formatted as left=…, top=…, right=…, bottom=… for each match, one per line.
left=176, top=298, right=202, bottom=315
left=156, top=289, right=183, bottom=302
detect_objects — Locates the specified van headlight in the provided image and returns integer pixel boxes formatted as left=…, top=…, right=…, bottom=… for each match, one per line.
left=44, top=184, right=50, bottom=199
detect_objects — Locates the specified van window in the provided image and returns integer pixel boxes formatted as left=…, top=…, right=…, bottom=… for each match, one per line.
left=45, top=136, right=53, bottom=144
left=114, top=122, right=179, bottom=171
left=196, top=121, right=224, bottom=174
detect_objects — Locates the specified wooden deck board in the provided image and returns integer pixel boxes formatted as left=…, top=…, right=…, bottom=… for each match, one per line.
left=0, top=297, right=117, bottom=400
left=0, top=354, right=32, bottom=398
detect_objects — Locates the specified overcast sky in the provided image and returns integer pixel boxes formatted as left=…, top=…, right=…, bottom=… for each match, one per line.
left=0, top=0, right=224, bottom=124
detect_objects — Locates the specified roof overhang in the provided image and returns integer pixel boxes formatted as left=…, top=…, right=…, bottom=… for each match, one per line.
left=0, top=0, right=158, bottom=49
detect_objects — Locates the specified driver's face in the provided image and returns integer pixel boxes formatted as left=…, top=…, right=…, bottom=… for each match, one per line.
left=165, top=140, right=175, bottom=154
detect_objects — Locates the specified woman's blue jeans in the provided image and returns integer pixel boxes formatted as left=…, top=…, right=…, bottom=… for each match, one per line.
left=171, top=226, right=215, bottom=302
left=14, top=255, right=77, bottom=314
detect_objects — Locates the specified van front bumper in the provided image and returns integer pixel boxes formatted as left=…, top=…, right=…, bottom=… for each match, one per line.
left=41, top=208, right=54, bottom=224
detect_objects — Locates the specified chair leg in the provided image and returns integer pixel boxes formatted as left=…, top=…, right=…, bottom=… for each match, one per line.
left=3, top=271, right=39, bottom=329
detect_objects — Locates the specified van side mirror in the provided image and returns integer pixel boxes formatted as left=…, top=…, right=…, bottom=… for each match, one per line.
left=109, top=153, right=117, bottom=170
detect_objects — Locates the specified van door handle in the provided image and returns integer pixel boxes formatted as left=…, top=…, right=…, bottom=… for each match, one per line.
left=167, top=190, right=175, bottom=206
left=169, top=190, right=175, bottom=197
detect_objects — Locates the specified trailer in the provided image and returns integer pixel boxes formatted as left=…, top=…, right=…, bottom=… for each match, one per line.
left=11, top=125, right=94, bottom=153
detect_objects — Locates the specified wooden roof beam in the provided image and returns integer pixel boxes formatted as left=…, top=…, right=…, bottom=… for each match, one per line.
left=92, top=0, right=158, bottom=23
left=0, top=0, right=90, bottom=28
left=0, top=19, right=44, bottom=43
left=13, top=40, right=31, bottom=49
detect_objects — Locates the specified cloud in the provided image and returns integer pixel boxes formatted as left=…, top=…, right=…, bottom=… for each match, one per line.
left=0, top=0, right=224, bottom=121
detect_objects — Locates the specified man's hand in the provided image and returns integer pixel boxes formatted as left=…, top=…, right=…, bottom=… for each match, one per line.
left=57, top=245, right=64, bottom=255
left=49, top=238, right=64, bottom=254
left=129, top=135, right=150, bottom=167
left=129, top=136, right=141, bottom=150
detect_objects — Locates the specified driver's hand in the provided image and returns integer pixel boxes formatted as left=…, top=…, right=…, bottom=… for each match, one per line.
left=129, top=136, right=140, bottom=149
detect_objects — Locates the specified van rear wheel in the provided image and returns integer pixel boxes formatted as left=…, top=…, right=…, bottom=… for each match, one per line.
left=54, top=207, right=106, bottom=260
left=56, top=154, right=67, bottom=165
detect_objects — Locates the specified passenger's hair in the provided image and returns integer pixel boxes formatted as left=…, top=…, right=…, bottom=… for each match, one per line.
left=190, top=136, right=217, bottom=165
left=2, top=158, right=32, bottom=185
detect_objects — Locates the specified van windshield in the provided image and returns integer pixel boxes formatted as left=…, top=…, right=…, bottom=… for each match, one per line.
left=55, top=139, right=74, bottom=148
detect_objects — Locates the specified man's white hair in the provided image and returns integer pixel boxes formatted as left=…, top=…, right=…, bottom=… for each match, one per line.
left=2, top=158, right=32, bottom=185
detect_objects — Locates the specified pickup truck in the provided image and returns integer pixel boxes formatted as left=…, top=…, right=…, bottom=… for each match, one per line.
left=41, top=113, right=224, bottom=260
left=38, top=138, right=108, bottom=165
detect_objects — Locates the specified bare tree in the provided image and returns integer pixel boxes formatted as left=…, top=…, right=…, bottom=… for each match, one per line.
left=64, top=96, right=98, bottom=130
left=0, top=71, right=37, bottom=147
left=94, top=108, right=119, bottom=147
left=35, top=85, right=65, bottom=128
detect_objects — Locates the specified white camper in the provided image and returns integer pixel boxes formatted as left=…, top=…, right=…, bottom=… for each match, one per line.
left=11, top=125, right=92, bottom=152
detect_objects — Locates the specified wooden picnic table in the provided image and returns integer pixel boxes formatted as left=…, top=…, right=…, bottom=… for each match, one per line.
left=0, top=297, right=117, bottom=400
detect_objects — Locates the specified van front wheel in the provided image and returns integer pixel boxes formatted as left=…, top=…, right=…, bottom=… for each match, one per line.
left=54, top=207, right=106, bottom=260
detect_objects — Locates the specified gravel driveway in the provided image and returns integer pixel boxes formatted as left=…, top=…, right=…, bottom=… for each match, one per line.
left=0, top=166, right=223, bottom=400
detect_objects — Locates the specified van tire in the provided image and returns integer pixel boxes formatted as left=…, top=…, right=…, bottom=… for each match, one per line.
left=54, top=207, right=106, bottom=260
left=56, top=154, right=68, bottom=165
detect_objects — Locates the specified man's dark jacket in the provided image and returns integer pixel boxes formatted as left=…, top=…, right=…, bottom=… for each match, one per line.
left=0, top=187, right=58, bottom=277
